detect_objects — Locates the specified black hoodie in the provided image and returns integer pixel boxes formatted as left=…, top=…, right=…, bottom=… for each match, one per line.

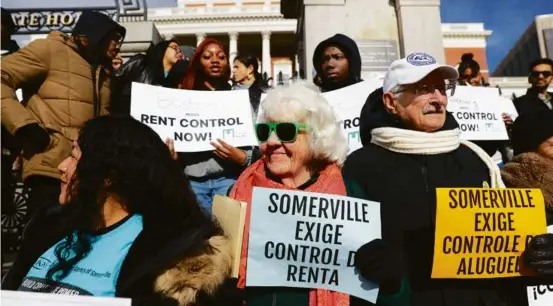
left=312, top=33, right=362, bottom=92
left=72, top=10, right=126, bottom=66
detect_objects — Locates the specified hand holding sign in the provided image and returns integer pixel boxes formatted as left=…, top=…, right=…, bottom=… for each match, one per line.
left=523, top=233, right=553, bottom=275
left=355, top=239, right=404, bottom=294
left=165, top=138, right=178, bottom=161
left=210, top=139, right=247, bottom=165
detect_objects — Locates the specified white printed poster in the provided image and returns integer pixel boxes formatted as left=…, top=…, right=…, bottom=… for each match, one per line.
left=526, top=225, right=553, bottom=306
left=130, top=82, right=258, bottom=152
left=324, top=79, right=381, bottom=154
left=447, top=86, right=514, bottom=141
left=1, top=290, right=131, bottom=306
left=246, top=187, right=382, bottom=303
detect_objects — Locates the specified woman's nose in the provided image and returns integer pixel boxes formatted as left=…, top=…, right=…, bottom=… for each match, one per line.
left=58, top=157, right=69, bottom=173
left=266, top=131, right=281, bottom=146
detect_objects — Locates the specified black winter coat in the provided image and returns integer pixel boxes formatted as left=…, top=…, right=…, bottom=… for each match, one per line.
left=514, top=88, right=553, bottom=116
left=344, top=93, right=526, bottom=306
left=110, top=53, right=189, bottom=115
left=1, top=207, right=236, bottom=306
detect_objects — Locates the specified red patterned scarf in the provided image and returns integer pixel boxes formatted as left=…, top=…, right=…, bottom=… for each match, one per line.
left=230, top=159, right=350, bottom=306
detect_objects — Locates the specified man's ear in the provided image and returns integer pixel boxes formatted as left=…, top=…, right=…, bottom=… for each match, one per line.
left=382, top=92, right=399, bottom=115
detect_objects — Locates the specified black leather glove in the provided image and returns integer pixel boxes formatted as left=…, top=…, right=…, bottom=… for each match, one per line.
left=523, top=233, right=553, bottom=275
left=354, top=239, right=403, bottom=294
left=15, top=123, right=50, bottom=157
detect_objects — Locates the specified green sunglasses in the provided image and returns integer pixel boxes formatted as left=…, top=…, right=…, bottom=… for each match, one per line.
left=255, top=122, right=311, bottom=143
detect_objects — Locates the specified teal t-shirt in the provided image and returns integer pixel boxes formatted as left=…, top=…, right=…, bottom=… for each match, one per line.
left=19, top=214, right=143, bottom=296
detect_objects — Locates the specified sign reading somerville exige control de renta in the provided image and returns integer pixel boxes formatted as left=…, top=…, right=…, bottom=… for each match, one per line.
left=7, top=0, right=148, bottom=35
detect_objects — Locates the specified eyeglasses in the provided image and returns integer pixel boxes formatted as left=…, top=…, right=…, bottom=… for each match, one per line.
left=395, top=83, right=456, bottom=96
left=168, top=45, right=183, bottom=54
left=112, top=32, right=124, bottom=45
left=530, top=71, right=552, bottom=78
left=255, top=122, right=311, bottom=143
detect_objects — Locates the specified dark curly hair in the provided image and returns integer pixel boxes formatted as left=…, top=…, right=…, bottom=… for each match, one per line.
left=46, top=115, right=219, bottom=281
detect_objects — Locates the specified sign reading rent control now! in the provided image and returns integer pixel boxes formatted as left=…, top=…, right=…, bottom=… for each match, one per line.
left=432, top=188, right=547, bottom=279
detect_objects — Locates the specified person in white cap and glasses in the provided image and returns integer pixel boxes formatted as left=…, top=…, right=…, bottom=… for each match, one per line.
left=343, top=52, right=512, bottom=306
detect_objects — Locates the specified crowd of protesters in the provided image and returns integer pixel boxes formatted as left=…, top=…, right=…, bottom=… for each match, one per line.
left=1, top=8, right=553, bottom=306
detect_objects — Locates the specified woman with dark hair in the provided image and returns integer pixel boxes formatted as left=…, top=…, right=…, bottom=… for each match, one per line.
left=232, top=53, right=269, bottom=115
left=111, top=40, right=188, bottom=114
left=1, top=116, right=235, bottom=306
left=177, top=39, right=253, bottom=214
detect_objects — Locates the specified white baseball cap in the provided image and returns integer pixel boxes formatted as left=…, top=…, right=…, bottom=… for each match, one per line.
left=383, top=52, right=459, bottom=93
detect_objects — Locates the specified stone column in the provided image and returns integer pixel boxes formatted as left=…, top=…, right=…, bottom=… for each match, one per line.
left=229, top=32, right=239, bottom=64
left=262, top=31, right=272, bottom=81
left=196, top=33, right=206, bottom=46
left=396, top=0, right=445, bottom=63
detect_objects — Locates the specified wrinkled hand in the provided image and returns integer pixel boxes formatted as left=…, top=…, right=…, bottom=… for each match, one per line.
left=502, top=113, right=514, bottom=126
left=210, top=139, right=246, bottom=165
left=355, top=239, right=403, bottom=294
left=165, top=138, right=178, bottom=161
left=523, top=233, right=553, bottom=275
left=15, top=123, right=50, bottom=158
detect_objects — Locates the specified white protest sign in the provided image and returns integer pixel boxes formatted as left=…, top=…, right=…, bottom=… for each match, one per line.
left=526, top=225, right=553, bottom=306
left=246, top=187, right=381, bottom=303
left=447, top=86, right=511, bottom=141
left=323, top=79, right=381, bottom=154
left=130, top=82, right=257, bottom=152
left=1, top=290, right=131, bottom=306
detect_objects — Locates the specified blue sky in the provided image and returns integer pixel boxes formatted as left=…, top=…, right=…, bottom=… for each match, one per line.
left=441, top=0, right=553, bottom=73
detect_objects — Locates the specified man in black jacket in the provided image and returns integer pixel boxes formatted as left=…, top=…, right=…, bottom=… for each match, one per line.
left=312, top=34, right=362, bottom=92
left=514, top=58, right=553, bottom=115
left=343, top=52, right=520, bottom=306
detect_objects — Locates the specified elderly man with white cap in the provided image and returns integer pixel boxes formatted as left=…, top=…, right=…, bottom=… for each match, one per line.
left=344, top=52, right=510, bottom=306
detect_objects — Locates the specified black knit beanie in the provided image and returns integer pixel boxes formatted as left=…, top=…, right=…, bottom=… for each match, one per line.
left=511, top=110, right=553, bottom=155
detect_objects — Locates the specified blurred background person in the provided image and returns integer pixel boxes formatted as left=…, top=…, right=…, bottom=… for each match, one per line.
left=178, top=39, right=253, bottom=214
left=111, top=40, right=189, bottom=115
left=231, top=53, right=269, bottom=116
left=514, top=58, right=553, bottom=115
left=502, top=110, right=553, bottom=223
left=457, top=53, right=512, bottom=166
left=1, top=11, right=125, bottom=222
left=1, top=116, right=236, bottom=305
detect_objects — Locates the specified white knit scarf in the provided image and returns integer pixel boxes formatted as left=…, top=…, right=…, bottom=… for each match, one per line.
left=371, top=127, right=505, bottom=188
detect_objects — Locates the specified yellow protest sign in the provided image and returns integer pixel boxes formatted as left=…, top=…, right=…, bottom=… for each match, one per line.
left=432, top=188, right=547, bottom=279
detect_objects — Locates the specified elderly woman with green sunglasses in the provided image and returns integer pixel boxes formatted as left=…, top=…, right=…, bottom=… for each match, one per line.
left=228, top=83, right=410, bottom=306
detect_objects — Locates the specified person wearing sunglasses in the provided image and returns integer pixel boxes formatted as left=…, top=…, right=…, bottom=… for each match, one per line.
left=229, top=84, right=410, bottom=306
left=514, top=58, right=553, bottom=116
left=111, top=40, right=188, bottom=115
left=1, top=11, right=126, bottom=226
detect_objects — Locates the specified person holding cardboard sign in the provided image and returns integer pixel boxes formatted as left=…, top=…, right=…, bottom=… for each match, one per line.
left=2, top=116, right=240, bottom=306
left=343, top=52, right=516, bottom=306
left=230, top=83, right=409, bottom=306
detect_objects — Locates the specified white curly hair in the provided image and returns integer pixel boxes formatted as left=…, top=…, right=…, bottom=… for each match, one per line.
left=256, top=82, right=348, bottom=165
